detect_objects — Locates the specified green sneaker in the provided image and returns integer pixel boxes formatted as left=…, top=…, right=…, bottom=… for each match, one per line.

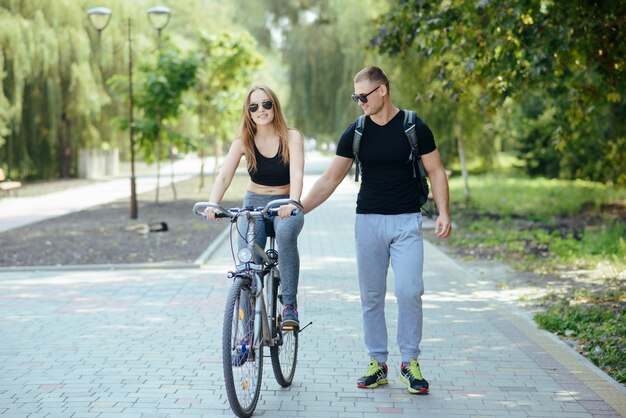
left=400, top=360, right=429, bottom=394
left=357, top=359, right=388, bottom=389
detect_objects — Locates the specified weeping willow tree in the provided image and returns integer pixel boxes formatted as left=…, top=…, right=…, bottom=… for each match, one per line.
left=0, top=0, right=252, bottom=181
left=0, top=1, right=109, bottom=179
left=281, top=0, right=389, bottom=143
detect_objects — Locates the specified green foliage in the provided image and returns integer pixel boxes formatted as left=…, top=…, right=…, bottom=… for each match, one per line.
left=535, top=290, right=626, bottom=384
left=0, top=1, right=107, bottom=178
left=193, top=31, right=263, bottom=155
left=258, top=0, right=388, bottom=143
left=446, top=174, right=626, bottom=270
left=449, top=174, right=625, bottom=217
left=132, top=43, right=198, bottom=163
left=0, top=0, right=264, bottom=180
left=370, top=0, right=626, bottom=184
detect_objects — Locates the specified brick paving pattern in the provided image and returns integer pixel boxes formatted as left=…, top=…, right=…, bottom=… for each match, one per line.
left=1, top=173, right=624, bottom=417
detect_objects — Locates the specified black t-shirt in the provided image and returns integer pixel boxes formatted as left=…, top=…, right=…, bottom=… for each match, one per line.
left=336, top=110, right=436, bottom=215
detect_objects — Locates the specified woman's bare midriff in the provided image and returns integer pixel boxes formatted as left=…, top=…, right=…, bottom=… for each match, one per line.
left=248, top=181, right=290, bottom=196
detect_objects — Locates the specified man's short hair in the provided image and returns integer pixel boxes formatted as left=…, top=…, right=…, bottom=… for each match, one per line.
left=354, top=66, right=390, bottom=93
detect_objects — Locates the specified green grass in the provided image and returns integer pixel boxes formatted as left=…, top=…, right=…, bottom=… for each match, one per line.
left=442, top=173, right=626, bottom=384
left=449, top=174, right=626, bottom=218
left=446, top=174, right=626, bottom=271
left=535, top=289, right=626, bottom=384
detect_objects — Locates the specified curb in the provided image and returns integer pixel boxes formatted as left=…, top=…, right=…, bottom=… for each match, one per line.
left=193, top=223, right=231, bottom=266
left=0, top=262, right=199, bottom=273
left=430, top=242, right=626, bottom=413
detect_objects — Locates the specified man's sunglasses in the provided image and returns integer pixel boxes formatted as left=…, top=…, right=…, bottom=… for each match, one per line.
left=351, top=85, right=382, bottom=104
left=248, top=100, right=273, bottom=113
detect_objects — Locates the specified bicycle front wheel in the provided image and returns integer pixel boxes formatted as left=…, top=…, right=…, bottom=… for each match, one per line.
left=270, top=274, right=298, bottom=387
left=223, top=276, right=262, bottom=418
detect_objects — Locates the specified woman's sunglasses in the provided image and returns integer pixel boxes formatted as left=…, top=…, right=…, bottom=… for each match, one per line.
left=351, top=85, right=381, bottom=104
left=248, top=100, right=273, bottom=113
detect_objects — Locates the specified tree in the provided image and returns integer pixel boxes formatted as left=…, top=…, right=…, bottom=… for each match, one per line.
left=131, top=43, right=198, bottom=202
left=0, top=1, right=106, bottom=179
left=371, top=0, right=626, bottom=184
left=233, top=0, right=389, bottom=144
left=193, top=31, right=263, bottom=190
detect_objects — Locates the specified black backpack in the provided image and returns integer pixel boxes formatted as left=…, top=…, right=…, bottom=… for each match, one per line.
left=352, top=110, right=430, bottom=208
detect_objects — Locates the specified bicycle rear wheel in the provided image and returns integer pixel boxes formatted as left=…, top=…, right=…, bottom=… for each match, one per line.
left=223, top=276, right=262, bottom=418
left=270, top=272, right=298, bottom=387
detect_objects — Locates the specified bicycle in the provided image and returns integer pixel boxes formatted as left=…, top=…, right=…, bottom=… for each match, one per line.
left=193, top=198, right=306, bottom=418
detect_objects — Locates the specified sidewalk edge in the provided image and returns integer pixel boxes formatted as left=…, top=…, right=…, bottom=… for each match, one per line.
left=193, top=225, right=231, bottom=266
left=0, top=262, right=200, bottom=272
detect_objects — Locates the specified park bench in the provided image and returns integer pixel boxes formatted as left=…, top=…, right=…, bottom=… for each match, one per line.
left=0, top=168, right=22, bottom=196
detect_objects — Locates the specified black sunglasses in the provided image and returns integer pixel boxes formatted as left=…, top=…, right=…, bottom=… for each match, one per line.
left=351, top=85, right=382, bottom=103
left=248, top=100, right=273, bottom=113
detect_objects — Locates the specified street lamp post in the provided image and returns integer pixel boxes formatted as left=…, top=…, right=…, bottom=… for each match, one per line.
left=87, top=6, right=171, bottom=220
left=147, top=7, right=171, bottom=48
left=87, top=7, right=137, bottom=219
left=126, top=17, right=138, bottom=220
left=147, top=6, right=171, bottom=203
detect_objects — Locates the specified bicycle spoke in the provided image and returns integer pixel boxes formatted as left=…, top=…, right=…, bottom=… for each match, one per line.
left=223, top=277, right=262, bottom=417
left=270, top=276, right=298, bottom=386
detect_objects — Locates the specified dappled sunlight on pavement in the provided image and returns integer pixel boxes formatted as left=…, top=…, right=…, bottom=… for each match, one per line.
left=0, top=174, right=624, bottom=417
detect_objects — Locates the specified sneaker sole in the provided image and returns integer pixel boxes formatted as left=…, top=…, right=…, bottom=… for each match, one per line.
left=400, top=376, right=429, bottom=394
left=357, top=378, right=388, bottom=389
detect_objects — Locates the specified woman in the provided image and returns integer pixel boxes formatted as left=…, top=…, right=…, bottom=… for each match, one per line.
left=204, top=85, right=305, bottom=326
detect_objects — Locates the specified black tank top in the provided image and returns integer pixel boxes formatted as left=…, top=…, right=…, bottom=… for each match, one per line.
left=248, top=144, right=290, bottom=186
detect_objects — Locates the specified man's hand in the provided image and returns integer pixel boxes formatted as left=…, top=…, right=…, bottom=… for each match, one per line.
left=434, top=214, right=452, bottom=239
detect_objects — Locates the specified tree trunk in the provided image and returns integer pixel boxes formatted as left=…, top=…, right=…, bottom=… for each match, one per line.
left=59, top=112, right=72, bottom=178
left=169, top=148, right=177, bottom=201
left=155, top=134, right=161, bottom=204
left=198, top=147, right=206, bottom=192
left=455, top=120, right=471, bottom=205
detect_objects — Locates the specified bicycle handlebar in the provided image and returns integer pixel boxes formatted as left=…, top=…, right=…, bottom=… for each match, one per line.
left=193, top=198, right=303, bottom=219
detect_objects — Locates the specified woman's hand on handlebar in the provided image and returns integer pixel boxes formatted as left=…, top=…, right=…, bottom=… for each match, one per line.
left=204, top=207, right=220, bottom=221
left=277, top=203, right=298, bottom=219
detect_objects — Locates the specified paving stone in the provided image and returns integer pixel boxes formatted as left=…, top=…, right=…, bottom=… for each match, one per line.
left=0, top=175, right=624, bottom=417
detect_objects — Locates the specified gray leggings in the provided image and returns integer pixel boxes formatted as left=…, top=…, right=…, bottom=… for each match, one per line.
left=355, top=212, right=424, bottom=364
left=239, top=192, right=304, bottom=307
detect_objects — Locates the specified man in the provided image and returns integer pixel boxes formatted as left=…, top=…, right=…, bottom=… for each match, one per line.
left=301, top=66, right=452, bottom=394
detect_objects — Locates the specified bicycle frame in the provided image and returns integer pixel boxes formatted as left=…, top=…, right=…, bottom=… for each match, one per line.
left=236, top=210, right=278, bottom=350
left=193, top=198, right=301, bottom=347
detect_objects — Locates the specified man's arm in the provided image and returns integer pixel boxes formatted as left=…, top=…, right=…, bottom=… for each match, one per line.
left=301, top=156, right=353, bottom=214
left=421, top=149, right=452, bottom=238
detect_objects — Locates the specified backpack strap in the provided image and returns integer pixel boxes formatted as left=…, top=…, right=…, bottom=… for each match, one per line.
left=352, top=115, right=366, bottom=182
left=403, top=110, right=420, bottom=178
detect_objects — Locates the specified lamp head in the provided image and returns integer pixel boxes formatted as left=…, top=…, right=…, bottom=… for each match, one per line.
left=87, top=7, right=112, bottom=32
left=147, top=6, right=171, bottom=31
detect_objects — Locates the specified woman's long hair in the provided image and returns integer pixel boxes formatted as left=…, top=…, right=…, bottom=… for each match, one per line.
left=239, top=85, right=290, bottom=172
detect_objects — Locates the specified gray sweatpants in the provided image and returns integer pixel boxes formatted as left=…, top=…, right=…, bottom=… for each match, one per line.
left=355, top=213, right=424, bottom=364
left=239, top=192, right=304, bottom=307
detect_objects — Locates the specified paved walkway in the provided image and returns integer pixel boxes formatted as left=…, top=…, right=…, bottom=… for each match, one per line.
left=1, top=172, right=625, bottom=417
left=0, top=156, right=209, bottom=233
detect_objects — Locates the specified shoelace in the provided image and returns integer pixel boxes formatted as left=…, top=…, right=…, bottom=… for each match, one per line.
left=405, top=360, right=424, bottom=379
left=283, top=305, right=298, bottom=316
left=365, top=361, right=384, bottom=376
